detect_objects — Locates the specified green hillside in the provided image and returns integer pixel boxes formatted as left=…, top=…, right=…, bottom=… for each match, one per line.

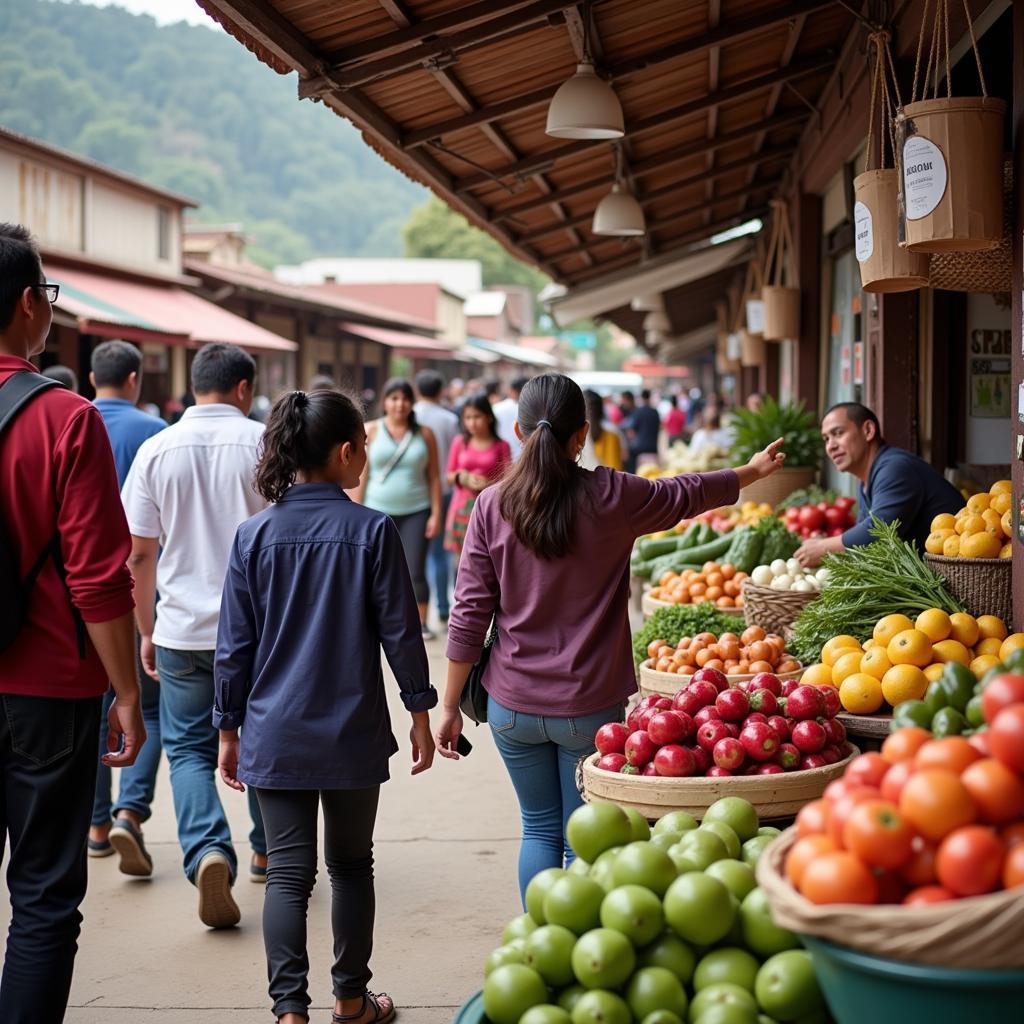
left=0, top=0, right=426, bottom=266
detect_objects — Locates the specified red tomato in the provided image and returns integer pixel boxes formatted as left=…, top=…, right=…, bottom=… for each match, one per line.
left=900, top=836, right=938, bottom=886
left=823, top=779, right=851, bottom=803
left=880, top=760, right=916, bottom=804
left=903, top=885, right=956, bottom=905
left=827, top=787, right=882, bottom=848
left=968, top=731, right=992, bottom=757
left=796, top=799, right=830, bottom=838
left=1002, top=821, right=1024, bottom=849
left=981, top=674, right=1024, bottom=724
left=914, top=737, right=982, bottom=775
left=798, top=506, right=826, bottom=531
left=842, top=799, right=914, bottom=869
left=845, top=753, right=891, bottom=790
left=988, top=704, right=1024, bottom=773
left=1003, top=843, right=1024, bottom=888
left=961, top=758, right=1024, bottom=824
left=935, top=825, right=1005, bottom=896
left=786, top=834, right=838, bottom=887
left=899, top=769, right=976, bottom=842
left=800, top=851, right=878, bottom=904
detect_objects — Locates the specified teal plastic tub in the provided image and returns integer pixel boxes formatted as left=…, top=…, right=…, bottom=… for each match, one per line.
left=802, top=936, right=1024, bottom=1024
left=452, top=990, right=485, bottom=1024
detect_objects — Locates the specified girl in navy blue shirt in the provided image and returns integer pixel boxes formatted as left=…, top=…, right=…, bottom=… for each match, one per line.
left=214, top=389, right=437, bottom=1024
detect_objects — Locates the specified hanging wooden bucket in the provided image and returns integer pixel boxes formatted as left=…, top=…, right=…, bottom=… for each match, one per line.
left=746, top=297, right=765, bottom=335
left=899, top=96, right=1006, bottom=253
left=740, top=329, right=765, bottom=367
left=853, top=168, right=930, bottom=292
left=762, top=285, right=800, bottom=341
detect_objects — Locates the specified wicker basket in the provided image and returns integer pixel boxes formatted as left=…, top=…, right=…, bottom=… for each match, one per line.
left=581, top=749, right=857, bottom=822
left=741, top=580, right=820, bottom=636
left=923, top=553, right=1012, bottom=623
left=642, top=591, right=745, bottom=620
left=638, top=658, right=804, bottom=698
left=757, top=828, right=1024, bottom=969
left=738, top=466, right=816, bottom=508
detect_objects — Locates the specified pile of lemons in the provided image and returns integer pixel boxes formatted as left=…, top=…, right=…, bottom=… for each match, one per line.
left=925, top=480, right=1012, bottom=559
left=800, top=611, right=1024, bottom=715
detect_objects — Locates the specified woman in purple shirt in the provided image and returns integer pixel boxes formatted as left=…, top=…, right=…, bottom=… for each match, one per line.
left=436, top=374, right=785, bottom=900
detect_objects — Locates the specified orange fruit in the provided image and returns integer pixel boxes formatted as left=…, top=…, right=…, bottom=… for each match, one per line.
left=873, top=614, right=915, bottom=648
left=860, top=646, right=893, bottom=680
left=832, top=650, right=866, bottom=686
left=887, top=629, right=933, bottom=668
left=930, top=639, right=972, bottom=667
left=976, top=616, right=1008, bottom=642
left=931, top=513, right=957, bottom=532
left=915, top=737, right=982, bottom=775
left=970, top=655, right=1001, bottom=677
left=799, top=852, right=879, bottom=904
left=999, top=633, right=1024, bottom=660
left=839, top=673, right=885, bottom=715
left=990, top=480, right=1012, bottom=495
left=822, top=635, right=863, bottom=667
left=966, top=493, right=992, bottom=514
left=1000, top=542, right=1013, bottom=559
left=915, top=609, right=951, bottom=644
left=786, top=835, right=838, bottom=887
left=976, top=636, right=1004, bottom=657
left=959, top=532, right=1001, bottom=559
left=942, top=534, right=961, bottom=557
left=956, top=513, right=986, bottom=536
left=923, top=663, right=945, bottom=682
left=949, top=613, right=980, bottom=648
left=881, top=664, right=928, bottom=706
left=801, top=663, right=835, bottom=687
left=925, top=530, right=953, bottom=555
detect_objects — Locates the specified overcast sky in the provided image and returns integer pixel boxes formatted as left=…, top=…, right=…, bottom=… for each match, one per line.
left=73, top=0, right=220, bottom=29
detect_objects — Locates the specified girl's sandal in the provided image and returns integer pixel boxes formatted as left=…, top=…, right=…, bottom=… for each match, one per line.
left=332, top=992, right=396, bottom=1024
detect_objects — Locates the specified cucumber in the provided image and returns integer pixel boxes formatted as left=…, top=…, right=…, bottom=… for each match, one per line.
left=672, top=532, right=734, bottom=566
left=727, top=531, right=766, bottom=574
left=637, top=535, right=684, bottom=561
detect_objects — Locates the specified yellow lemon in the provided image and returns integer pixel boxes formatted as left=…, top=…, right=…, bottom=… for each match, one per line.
left=915, top=608, right=952, bottom=643
left=990, top=479, right=1012, bottom=495
left=931, top=639, right=972, bottom=666
left=801, top=663, right=835, bottom=687
left=976, top=637, right=1004, bottom=658
left=881, top=664, right=929, bottom=706
left=942, top=534, right=961, bottom=558
left=886, top=629, right=934, bottom=668
left=1000, top=634, right=1024, bottom=660
left=925, top=530, right=954, bottom=555
left=860, top=646, right=893, bottom=680
left=1000, top=543, right=1013, bottom=559
left=970, top=654, right=1001, bottom=677
left=966, top=493, right=992, bottom=514
left=1001, top=510, right=1013, bottom=537
left=832, top=650, right=866, bottom=686
left=862, top=638, right=879, bottom=651
left=959, top=532, right=1001, bottom=559
left=873, top=614, right=916, bottom=647
left=924, top=663, right=946, bottom=682
left=957, top=514, right=987, bottom=537
left=931, top=512, right=957, bottom=533
left=822, top=635, right=863, bottom=667
left=949, top=613, right=980, bottom=648
left=839, top=673, right=885, bottom=715
left=977, top=615, right=1008, bottom=642
left=991, top=492, right=1011, bottom=516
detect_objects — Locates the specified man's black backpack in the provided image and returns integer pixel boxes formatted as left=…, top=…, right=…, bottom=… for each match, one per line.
left=0, top=370, right=75, bottom=653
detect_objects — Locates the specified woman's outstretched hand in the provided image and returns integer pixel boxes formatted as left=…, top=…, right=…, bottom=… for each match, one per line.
left=748, top=437, right=786, bottom=479
left=435, top=706, right=465, bottom=760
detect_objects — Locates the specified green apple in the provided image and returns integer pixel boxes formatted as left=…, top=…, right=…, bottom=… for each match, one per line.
left=567, top=802, right=634, bottom=863
left=664, top=872, right=735, bottom=946
left=704, top=860, right=757, bottom=901
left=526, top=868, right=568, bottom=925
left=702, top=797, right=759, bottom=843
left=674, top=829, right=728, bottom=870
left=693, top=947, right=760, bottom=993
left=502, top=912, right=538, bottom=944
left=625, top=806, right=652, bottom=841
left=754, top=951, right=825, bottom=1022
left=651, top=831, right=683, bottom=851
left=699, top=821, right=741, bottom=859
left=758, top=826, right=782, bottom=838
left=626, top=966, right=688, bottom=1021
left=485, top=943, right=525, bottom=976
left=687, top=981, right=758, bottom=1023
left=636, top=931, right=696, bottom=984
left=600, top=884, right=664, bottom=946
left=525, top=925, right=578, bottom=987
left=739, top=888, right=799, bottom=957
left=612, top=841, right=677, bottom=896
left=571, top=929, right=636, bottom=990
left=482, top=964, right=548, bottom=1024
left=520, top=1007, right=572, bottom=1024
left=571, top=989, right=632, bottom=1024
left=654, top=810, right=699, bottom=835
left=642, top=1013, right=684, bottom=1024
left=569, top=858, right=591, bottom=876
left=740, top=835, right=774, bottom=869
left=544, top=876, right=605, bottom=935
left=557, top=985, right=587, bottom=1013
left=694, top=1004, right=760, bottom=1024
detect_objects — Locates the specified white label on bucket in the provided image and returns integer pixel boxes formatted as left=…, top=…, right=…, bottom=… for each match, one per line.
left=902, top=136, right=947, bottom=219
left=746, top=299, right=765, bottom=334
left=854, top=201, right=873, bottom=261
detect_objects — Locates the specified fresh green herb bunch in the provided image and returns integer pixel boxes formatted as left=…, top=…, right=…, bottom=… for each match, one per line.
left=776, top=485, right=839, bottom=511
left=633, top=604, right=740, bottom=664
left=730, top=395, right=823, bottom=469
left=789, top=518, right=964, bottom=663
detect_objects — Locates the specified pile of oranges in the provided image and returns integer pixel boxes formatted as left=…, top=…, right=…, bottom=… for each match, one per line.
left=648, top=561, right=748, bottom=609
left=645, top=624, right=801, bottom=677
left=799, top=610, right=1024, bottom=714
left=785, top=675, right=1024, bottom=905
left=925, top=480, right=1013, bottom=559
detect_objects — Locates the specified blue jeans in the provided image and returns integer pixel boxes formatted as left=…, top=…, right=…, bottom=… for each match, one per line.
left=156, top=646, right=265, bottom=884
left=488, top=694, right=624, bottom=905
left=92, top=650, right=162, bottom=826
left=428, top=491, right=452, bottom=617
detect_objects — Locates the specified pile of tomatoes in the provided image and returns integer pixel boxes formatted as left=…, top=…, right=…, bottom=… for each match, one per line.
left=782, top=497, right=856, bottom=539
left=646, top=625, right=802, bottom=677
left=648, top=562, right=748, bottom=609
left=785, top=674, right=1024, bottom=905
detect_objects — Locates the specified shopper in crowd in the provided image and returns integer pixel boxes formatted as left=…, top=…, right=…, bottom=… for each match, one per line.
left=42, top=363, right=78, bottom=391
left=356, top=377, right=442, bottom=639
left=485, top=380, right=502, bottom=405
left=121, top=342, right=268, bottom=929
left=618, top=390, right=637, bottom=471
left=493, top=374, right=529, bottom=460
left=663, top=392, right=686, bottom=445
left=87, top=340, right=166, bottom=874
left=628, top=388, right=661, bottom=471
left=414, top=369, right=460, bottom=623
left=446, top=377, right=465, bottom=409
left=215, top=388, right=436, bottom=1024
left=746, top=391, right=764, bottom=414
left=435, top=373, right=785, bottom=901
left=0, top=222, right=144, bottom=1024
left=689, top=404, right=734, bottom=454
left=580, top=388, right=623, bottom=471
left=309, top=373, right=340, bottom=391
left=445, top=391, right=512, bottom=564
left=796, top=402, right=963, bottom=566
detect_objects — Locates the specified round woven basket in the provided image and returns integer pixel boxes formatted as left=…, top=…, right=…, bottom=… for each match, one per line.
left=738, top=466, right=815, bottom=508
left=641, top=592, right=745, bottom=619
left=581, top=748, right=857, bottom=822
left=757, top=828, right=1024, bottom=969
left=923, top=553, right=1012, bottom=623
left=740, top=580, right=819, bottom=636
left=638, top=658, right=804, bottom=698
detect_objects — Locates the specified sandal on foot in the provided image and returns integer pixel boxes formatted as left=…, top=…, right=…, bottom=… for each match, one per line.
left=332, top=992, right=396, bottom=1024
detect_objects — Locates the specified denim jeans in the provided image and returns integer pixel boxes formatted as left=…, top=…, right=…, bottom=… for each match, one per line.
left=0, top=693, right=102, bottom=1024
left=488, top=694, right=624, bottom=905
left=92, top=646, right=162, bottom=825
left=427, top=491, right=452, bottom=617
left=156, top=646, right=265, bottom=884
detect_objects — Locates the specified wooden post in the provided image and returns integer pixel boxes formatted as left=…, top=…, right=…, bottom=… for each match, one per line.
left=795, top=192, right=822, bottom=411
left=763, top=343, right=780, bottom=398
left=1011, top=0, right=1024, bottom=630
left=866, top=291, right=919, bottom=452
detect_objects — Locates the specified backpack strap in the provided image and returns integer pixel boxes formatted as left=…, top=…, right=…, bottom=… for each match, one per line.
left=0, top=371, right=59, bottom=435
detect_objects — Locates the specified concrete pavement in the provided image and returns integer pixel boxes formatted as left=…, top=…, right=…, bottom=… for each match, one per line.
left=0, top=636, right=523, bottom=1022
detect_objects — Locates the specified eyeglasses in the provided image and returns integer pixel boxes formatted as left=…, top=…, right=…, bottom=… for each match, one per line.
left=36, top=283, right=59, bottom=303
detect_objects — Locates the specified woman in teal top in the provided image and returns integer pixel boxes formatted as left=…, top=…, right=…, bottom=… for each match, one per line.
left=356, top=378, right=442, bottom=638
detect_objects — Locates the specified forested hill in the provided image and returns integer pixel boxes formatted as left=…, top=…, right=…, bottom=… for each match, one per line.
left=0, top=0, right=426, bottom=267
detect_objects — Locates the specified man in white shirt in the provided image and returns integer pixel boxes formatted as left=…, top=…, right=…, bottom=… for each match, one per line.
left=121, top=343, right=267, bottom=930
left=414, top=370, right=460, bottom=623
left=492, top=375, right=529, bottom=460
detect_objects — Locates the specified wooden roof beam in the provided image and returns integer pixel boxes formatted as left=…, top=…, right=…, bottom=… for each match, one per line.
left=399, top=0, right=836, bottom=148
left=704, top=0, right=723, bottom=224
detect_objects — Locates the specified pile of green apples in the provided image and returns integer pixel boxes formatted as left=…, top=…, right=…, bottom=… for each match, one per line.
left=482, top=798, right=825, bottom=1024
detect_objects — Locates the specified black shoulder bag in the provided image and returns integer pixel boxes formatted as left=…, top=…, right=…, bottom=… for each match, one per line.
left=460, top=618, right=497, bottom=725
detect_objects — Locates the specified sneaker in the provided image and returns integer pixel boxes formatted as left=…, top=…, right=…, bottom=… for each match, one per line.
left=109, top=817, right=153, bottom=877
left=250, top=854, right=267, bottom=884
left=87, top=836, right=114, bottom=858
left=421, top=624, right=436, bottom=641
left=196, top=851, right=240, bottom=929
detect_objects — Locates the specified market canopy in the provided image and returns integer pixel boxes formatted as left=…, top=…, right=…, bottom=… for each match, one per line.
left=197, top=0, right=855, bottom=293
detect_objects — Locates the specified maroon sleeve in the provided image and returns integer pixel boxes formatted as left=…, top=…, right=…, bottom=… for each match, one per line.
left=620, top=468, right=740, bottom=537
left=51, top=406, right=135, bottom=622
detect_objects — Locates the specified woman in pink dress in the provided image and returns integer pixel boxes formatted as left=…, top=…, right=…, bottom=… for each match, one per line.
left=445, top=392, right=511, bottom=562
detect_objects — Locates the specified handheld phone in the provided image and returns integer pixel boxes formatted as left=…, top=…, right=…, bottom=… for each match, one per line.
left=455, top=733, right=473, bottom=757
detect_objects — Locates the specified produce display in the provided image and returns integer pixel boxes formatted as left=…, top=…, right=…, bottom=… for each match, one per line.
left=729, top=397, right=823, bottom=470
left=775, top=486, right=839, bottom=512
left=800, top=610, right=1016, bottom=716
left=481, top=798, right=826, bottom=1024
left=595, top=671, right=849, bottom=778
left=780, top=496, right=856, bottom=539
left=924, top=481, right=1013, bottom=559
left=633, top=606, right=754, bottom=666
left=748, top=560, right=828, bottom=594
left=639, top=441, right=732, bottom=476
left=643, top=626, right=802, bottom=678
left=647, top=563, right=748, bottom=609
left=789, top=519, right=963, bottom=665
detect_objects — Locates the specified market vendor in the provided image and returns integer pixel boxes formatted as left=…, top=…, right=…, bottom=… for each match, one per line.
left=795, top=402, right=962, bottom=567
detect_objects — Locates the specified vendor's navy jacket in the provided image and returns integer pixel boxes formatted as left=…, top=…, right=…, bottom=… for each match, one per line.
left=213, top=482, right=437, bottom=789
left=841, top=445, right=963, bottom=553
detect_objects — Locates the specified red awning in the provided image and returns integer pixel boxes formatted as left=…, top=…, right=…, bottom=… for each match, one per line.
left=48, top=265, right=297, bottom=353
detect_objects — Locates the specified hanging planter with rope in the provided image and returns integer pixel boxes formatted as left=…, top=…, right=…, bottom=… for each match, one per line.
left=854, top=30, right=930, bottom=292
left=896, top=0, right=1005, bottom=253
left=744, top=234, right=767, bottom=338
left=715, top=300, right=741, bottom=375
left=761, top=200, right=800, bottom=342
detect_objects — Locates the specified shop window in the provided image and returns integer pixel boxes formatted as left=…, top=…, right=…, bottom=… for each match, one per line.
left=157, top=207, right=171, bottom=260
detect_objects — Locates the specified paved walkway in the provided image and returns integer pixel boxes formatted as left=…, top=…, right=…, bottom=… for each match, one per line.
left=0, top=636, right=522, bottom=1022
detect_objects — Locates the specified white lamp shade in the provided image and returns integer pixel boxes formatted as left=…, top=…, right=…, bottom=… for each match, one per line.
left=630, top=293, right=663, bottom=312
left=643, top=309, right=671, bottom=334
left=646, top=329, right=666, bottom=348
left=593, top=184, right=645, bottom=236
left=546, top=62, right=624, bottom=140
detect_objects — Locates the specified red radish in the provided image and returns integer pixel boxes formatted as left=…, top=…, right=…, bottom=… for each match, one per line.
left=748, top=689, right=778, bottom=715
left=819, top=688, right=842, bottom=718
left=652, top=697, right=673, bottom=711
left=740, top=721, right=781, bottom=761
left=750, top=672, right=782, bottom=695
left=694, top=706, right=721, bottom=726
left=713, top=737, right=745, bottom=771
left=597, top=753, right=627, bottom=772
left=781, top=679, right=799, bottom=697
left=697, top=719, right=732, bottom=752
left=768, top=715, right=791, bottom=740
left=648, top=711, right=688, bottom=746
left=745, top=712, right=768, bottom=726
left=791, top=719, right=827, bottom=754
left=624, top=730, right=657, bottom=767
left=637, top=708, right=658, bottom=731
left=800, top=753, right=829, bottom=770
left=716, top=688, right=750, bottom=722
left=692, top=667, right=728, bottom=692
left=707, top=767, right=733, bottom=777
left=690, top=745, right=712, bottom=774
left=776, top=743, right=801, bottom=771
left=595, top=722, right=629, bottom=755
left=723, top=722, right=741, bottom=738
left=799, top=506, right=826, bottom=531
left=755, top=763, right=785, bottom=775
left=654, top=744, right=696, bottom=777
left=672, top=689, right=703, bottom=716
left=820, top=745, right=841, bottom=765
left=641, top=763, right=659, bottom=777
left=823, top=718, right=847, bottom=744
left=734, top=680, right=751, bottom=694
left=688, top=680, right=719, bottom=708
left=787, top=685, right=826, bottom=720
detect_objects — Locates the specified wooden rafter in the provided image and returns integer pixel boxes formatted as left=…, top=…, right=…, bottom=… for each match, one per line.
left=704, top=0, right=722, bottom=225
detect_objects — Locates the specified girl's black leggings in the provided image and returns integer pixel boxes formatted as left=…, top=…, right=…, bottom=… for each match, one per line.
left=255, top=786, right=381, bottom=1020
left=391, top=508, right=430, bottom=605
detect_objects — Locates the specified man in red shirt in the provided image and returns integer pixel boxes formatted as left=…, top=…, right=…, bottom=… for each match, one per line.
left=0, top=223, right=145, bottom=1024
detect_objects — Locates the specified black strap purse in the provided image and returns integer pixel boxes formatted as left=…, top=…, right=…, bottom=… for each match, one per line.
left=460, top=619, right=497, bottom=725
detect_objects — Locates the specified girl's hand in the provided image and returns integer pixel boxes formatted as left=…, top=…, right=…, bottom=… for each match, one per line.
left=435, top=706, right=465, bottom=760
left=410, top=713, right=435, bottom=775
left=218, top=731, right=245, bottom=792
left=465, top=471, right=489, bottom=491
left=425, top=514, right=440, bottom=539
left=748, top=437, right=786, bottom=479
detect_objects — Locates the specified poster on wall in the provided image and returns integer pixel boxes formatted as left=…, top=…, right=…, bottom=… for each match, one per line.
left=969, top=329, right=1010, bottom=418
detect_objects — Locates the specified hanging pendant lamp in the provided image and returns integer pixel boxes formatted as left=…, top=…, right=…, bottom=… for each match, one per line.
left=546, top=62, right=624, bottom=139
left=631, top=293, right=663, bottom=312
left=593, top=183, right=645, bottom=236
left=643, top=310, right=671, bottom=334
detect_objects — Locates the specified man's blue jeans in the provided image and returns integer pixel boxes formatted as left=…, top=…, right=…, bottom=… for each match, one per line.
left=488, top=694, right=624, bottom=905
left=156, top=646, right=265, bottom=883
left=428, top=491, right=452, bottom=618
